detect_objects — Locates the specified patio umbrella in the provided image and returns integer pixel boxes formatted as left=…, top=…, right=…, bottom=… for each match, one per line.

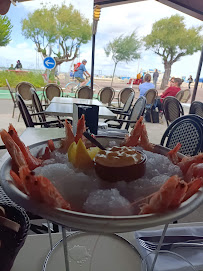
left=92, top=0, right=203, bottom=101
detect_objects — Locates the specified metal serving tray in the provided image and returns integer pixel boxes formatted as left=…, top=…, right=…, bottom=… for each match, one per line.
left=1, top=137, right=203, bottom=233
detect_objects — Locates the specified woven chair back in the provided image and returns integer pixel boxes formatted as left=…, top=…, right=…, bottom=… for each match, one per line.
left=44, top=83, right=62, bottom=102
left=98, top=87, right=115, bottom=105
left=163, top=96, right=184, bottom=126
left=189, top=101, right=203, bottom=118
left=76, top=86, right=93, bottom=99
left=180, top=89, right=191, bottom=103
left=161, top=115, right=203, bottom=156
left=16, top=81, right=35, bottom=101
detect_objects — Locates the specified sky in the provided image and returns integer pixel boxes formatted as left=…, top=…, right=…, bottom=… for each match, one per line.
left=1, top=0, right=203, bottom=79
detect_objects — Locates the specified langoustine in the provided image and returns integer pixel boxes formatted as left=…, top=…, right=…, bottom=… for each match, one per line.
left=11, top=166, right=71, bottom=210
left=139, top=176, right=203, bottom=215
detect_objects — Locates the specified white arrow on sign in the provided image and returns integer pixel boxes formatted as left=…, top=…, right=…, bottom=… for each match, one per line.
left=45, top=60, right=55, bottom=66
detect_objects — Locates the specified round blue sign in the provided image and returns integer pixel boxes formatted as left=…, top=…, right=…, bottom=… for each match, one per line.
left=43, top=57, right=56, bottom=70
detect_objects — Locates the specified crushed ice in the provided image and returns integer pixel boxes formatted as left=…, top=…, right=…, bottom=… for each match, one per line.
left=33, top=146, right=182, bottom=215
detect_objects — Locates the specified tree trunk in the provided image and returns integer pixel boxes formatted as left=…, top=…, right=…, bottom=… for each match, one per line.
left=160, top=62, right=172, bottom=90
left=111, top=62, right=118, bottom=87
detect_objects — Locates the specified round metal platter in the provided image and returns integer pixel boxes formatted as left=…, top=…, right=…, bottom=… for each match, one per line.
left=1, top=137, right=203, bottom=233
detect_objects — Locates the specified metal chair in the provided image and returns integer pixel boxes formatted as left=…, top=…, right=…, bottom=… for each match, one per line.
left=175, top=90, right=184, bottom=101
left=30, top=88, right=69, bottom=124
left=189, top=101, right=203, bottom=118
left=98, top=87, right=115, bottom=105
left=107, top=92, right=135, bottom=129
left=16, top=93, right=64, bottom=128
left=118, top=87, right=134, bottom=107
left=180, top=89, right=191, bottom=103
left=6, top=79, right=19, bottom=119
left=160, top=115, right=203, bottom=156
left=15, top=81, right=35, bottom=113
left=44, top=83, right=63, bottom=103
left=163, top=96, right=184, bottom=126
left=144, top=88, right=158, bottom=123
left=76, top=86, right=93, bottom=99
left=100, top=96, right=146, bottom=136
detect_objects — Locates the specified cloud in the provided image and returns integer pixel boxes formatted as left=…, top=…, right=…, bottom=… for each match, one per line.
left=5, top=0, right=203, bottom=78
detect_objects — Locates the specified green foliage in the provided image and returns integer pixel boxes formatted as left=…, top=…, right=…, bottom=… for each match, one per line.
left=21, top=4, right=92, bottom=66
left=143, top=14, right=203, bottom=63
left=0, top=15, right=12, bottom=47
left=104, top=31, right=141, bottom=65
left=0, top=71, right=46, bottom=88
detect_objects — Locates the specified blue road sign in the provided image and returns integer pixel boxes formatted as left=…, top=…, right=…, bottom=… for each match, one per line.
left=43, top=57, right=56, bottom=70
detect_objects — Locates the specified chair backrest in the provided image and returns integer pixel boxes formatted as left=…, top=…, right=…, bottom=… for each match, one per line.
left=175, top=90, right=184, bottom=101
left=16, top=82, right=35, bottom=101
left=98, top=87, right=115, bottom=105
left=44, top=83, right=62, bottom=102
left=144, top=88, right=158, bottom=106
left=30, top=88, right=46, bottom=123
left=180, top=89, right=191, bottom=103
left=125, top=96, right=146, bottom=130
left=15, top=93, right=35, bottom=127
left=76, top=86, right=93, bottom=99
left=163, top=96, right=184, bottom=126
left=6, top=79, right=16, bottom=104
left=122, top=91, right=135, bottom=113
left=189, top=101, right=203, bottom=118
left=160, top=115, right=203, bottom=156
left=118, top=88, right=134, bottom=106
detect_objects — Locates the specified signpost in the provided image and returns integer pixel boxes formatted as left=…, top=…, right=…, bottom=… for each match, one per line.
left=43, top=57, right=56, bottom=83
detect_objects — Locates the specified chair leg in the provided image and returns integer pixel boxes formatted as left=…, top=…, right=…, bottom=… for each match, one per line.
left=12, top=106, right=15, bottom=118
left=18, top=112, right=20, bottom=122
left=150, top=109, right=153, bottom=123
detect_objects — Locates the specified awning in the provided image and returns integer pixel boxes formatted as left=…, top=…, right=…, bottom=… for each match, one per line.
left=0, top=0, right=31, bottom=15
left=94, top=0, right=203, bottom=20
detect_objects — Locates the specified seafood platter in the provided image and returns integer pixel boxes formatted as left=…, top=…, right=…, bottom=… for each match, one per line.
left=0, top=116, right=203, bottom=233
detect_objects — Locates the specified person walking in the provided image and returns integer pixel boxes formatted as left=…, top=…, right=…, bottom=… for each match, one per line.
left=153, top=69, right=159, bottom=89
left=188, top=75, right=193, bottom=89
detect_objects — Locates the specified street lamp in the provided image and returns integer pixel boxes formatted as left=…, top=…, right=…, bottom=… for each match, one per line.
left=91, top=5, right=101, bottom=90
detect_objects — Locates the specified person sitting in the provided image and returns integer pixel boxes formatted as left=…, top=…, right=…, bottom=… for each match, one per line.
left=156, top=77, right=182, bottom=111
left=8, top=64, right=14, bottom=70
left=74, top=59, right=91, bottom=86
left=15, top=60, right=22, bottom=70
left=139, top=73, right=155, bottom=97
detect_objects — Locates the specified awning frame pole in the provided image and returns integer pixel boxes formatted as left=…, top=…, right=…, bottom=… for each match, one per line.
left=191, top=46, right=203, bottom=103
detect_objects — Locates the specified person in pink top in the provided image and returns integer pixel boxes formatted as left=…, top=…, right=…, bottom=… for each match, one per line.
left=156, top=77, right=182, bottom=111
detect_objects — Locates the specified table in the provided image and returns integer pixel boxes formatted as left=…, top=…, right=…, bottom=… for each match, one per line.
left=0, top=128, right=200, bottom=270
left=51, top=97, right=103, bottom=106
left=45, top=102, right=116, bottom=119
left=11, top=222, right=203, bottom=271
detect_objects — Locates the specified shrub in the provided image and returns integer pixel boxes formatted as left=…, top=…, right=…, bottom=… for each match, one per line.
left=0, top=71, right=52, bottom=88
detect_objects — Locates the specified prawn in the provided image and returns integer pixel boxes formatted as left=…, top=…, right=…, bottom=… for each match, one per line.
left=184, top=163, right=203, bottom=183
left=75, top=114, right=86, bottom=144
left=123, top=116, right=143, bottom=147
left=178, top=153, right=203, bottom=175
left=139, top=176, right=188, bottom=215
left=138, top=124, right=155, bottom=152
left=182, top=178, right=203, bottom=202
left=0, top=129, right=27, bottom=169
left=8, top=124, right=42, bottom=170
left=18, top=166, right=71, bottom=210
left=59, top=119, right=75, bottom=153
left=167, top=143, right=182, bottom=165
